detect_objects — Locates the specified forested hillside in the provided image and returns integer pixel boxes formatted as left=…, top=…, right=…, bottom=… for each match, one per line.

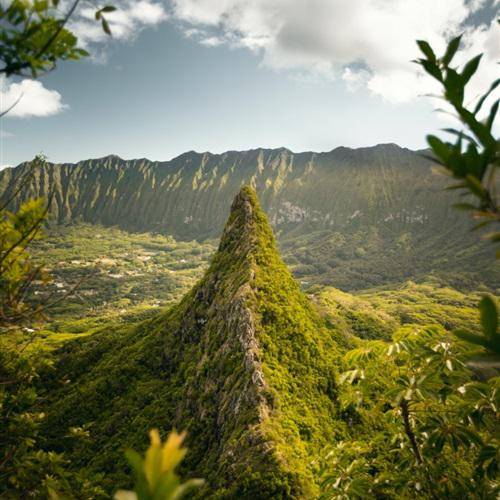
left=0, top=144, right=475, bottom=240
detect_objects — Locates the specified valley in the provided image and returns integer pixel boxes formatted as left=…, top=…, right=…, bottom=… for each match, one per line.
left=25, top=222, right=484, bottom=352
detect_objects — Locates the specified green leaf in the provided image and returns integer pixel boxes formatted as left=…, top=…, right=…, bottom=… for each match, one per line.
left=171, top=479, right=205, bottom=500
left=461, top=54, right=482, bottom=84
left=479, top=295, right=498, bottom=342
left=101, top=17, right=112, bottom=35
left=442, top=127, right=478, bottom=146
left=486, top=99, right=499, bottom=131
left=426, top=135, right=450, bottom=163
left=464, top=175, right=485, bottom=198
left=124, top=449, right=145, bottom=478
left=420, top=59, right=443, bottom=82
left=474, top=78, right=500, bottom=115
left=101, top=5, right=117, bottom=13
left=444, top=68, right=464, bottom=106
left=442, top=35, right=462, bottom=65
left=445, top=182, right=467, bottom=190
left=472, top=219, right=495, bottom=231
left=416, top=40, right=436, bottom=62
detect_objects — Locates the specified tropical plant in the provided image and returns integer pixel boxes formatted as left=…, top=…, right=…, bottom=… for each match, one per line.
left=414, top=33, right=499, bottom=253
left=0, top=156, right=51, bottom=326
left=115, top=430, right=203, bottom=500
left=320, top=324, right=499, bottom=499
left=0, top=1, right=115, bottom=496
left=320, top=33, right=500, bottom=499
left=0, top=0, right=115, bottom=83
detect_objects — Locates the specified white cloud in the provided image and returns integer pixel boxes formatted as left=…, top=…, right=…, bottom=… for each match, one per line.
left=69, top=0, right=168, bottom=48
left=171, top=0, right=500, bottom=105
left=130, top=1, right=168, bottom=24
left=0, top=78, right=67, bottom=118
left=0, top=2, right=169, bottom=119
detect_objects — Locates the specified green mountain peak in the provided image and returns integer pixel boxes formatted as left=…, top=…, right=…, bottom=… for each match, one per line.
left=42, top=188, right=345, bottom=497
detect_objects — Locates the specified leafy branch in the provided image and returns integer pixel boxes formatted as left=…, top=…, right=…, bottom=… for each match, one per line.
left=415, top=34, right=499, bottom=253
left=0, top=0, right=116, bottom=79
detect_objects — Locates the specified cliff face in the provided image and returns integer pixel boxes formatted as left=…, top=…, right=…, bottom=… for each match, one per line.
left=42, top=187, right=344, bottom=498
left=0, top=144, right=467, bottom=241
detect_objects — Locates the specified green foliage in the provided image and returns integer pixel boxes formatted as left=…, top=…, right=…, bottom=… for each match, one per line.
left=318, top=33, right=500, bottom=500
left=317, top=281, right=486, bottom=343
left=115, top=430, right=203, bottom=500
left=320, top=325, right=499, bottom=498
left=3, top=188, right=493, bottom=497
left=29, top=224, right=215, bottom=324
left=0, top=156, right=51, bottom=326
left=0, top=340, right=106, bottom=498
left=415, top=34, right=499, bottom=253
left=454, top=295, right=500, bottom=381
left=0, top=2, right=116, bottom=497
left=0, top=0, right=115, bottom=78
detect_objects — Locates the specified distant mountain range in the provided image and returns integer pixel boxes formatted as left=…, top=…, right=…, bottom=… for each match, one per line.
left=1, top=144, right=497, bottom=290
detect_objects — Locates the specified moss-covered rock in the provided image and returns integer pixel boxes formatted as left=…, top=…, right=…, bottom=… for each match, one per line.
left=41, top=187, right=345, bottom=498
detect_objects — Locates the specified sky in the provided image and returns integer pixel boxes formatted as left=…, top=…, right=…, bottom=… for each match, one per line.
left=0, top=0, right=499, bottom=168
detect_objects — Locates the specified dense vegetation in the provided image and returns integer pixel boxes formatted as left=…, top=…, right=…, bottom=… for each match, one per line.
left=317, top=31, right=500, bottom=500
left=2, top=187, right=495, bottom=498
left=10, top=223, right=485, bottom=354
left=30, top=224, right=215, bottom=320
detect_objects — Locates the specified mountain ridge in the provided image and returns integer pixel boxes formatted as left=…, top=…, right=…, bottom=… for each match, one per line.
left=1, top=143, right=497, bottom=291
left=3, top=142, right=418, bottom=169
left=0, top=143, right=455, bottom=244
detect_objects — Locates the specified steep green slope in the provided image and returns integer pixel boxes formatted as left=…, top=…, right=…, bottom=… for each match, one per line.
left=2, top=144, right=497, bottom=290
left=40, top=187, right=344, bottom=498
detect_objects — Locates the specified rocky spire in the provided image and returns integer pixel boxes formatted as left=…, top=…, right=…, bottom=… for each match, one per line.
left=42, top=186, right=344, bottom=498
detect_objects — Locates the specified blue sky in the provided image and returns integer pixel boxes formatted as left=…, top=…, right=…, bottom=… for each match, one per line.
left=0, top=0, right=498, bottom=167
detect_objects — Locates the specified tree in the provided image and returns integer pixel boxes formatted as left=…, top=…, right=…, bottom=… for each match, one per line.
left=0, top=0, right=115, bottom=82
left=1, top=5, right=205, bottom=498
left=320, top=324, right=498, bottom=499
left=0, top=156, right=52, bottom=327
